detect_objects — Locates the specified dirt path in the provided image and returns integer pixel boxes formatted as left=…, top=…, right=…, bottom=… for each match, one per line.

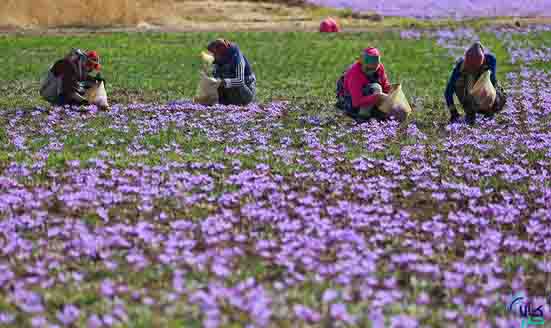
left=0, top=0, right=320, bottom=30
left=3, top=18, right=551, bottom=36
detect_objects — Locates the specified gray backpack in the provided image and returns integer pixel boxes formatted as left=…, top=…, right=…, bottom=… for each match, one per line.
left=39, top=65, right=62, bottom=103
left=40, top=49, right=86, bottom=103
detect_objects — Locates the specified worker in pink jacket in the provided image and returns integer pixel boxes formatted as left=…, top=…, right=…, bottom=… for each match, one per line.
left=336, top=47, right=393, bottom=121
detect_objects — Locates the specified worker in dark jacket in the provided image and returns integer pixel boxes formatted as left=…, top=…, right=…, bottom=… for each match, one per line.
left=445, top=42, right=507, bottom=125
left=206, top=39, right=256, bottom=106
left=40, top=49, right=104, bottom=106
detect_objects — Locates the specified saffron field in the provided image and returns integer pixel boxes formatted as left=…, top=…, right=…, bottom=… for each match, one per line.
left=305, top=0, right=551, bottom=19
left=0, top=25, right=550, bottom=327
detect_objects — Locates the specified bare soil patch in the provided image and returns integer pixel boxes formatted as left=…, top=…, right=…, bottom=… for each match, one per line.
left=0, top=0, right=316, bottom=30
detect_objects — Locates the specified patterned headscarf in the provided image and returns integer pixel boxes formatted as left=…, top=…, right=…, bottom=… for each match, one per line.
left=361, top=47, right=381, bottom=65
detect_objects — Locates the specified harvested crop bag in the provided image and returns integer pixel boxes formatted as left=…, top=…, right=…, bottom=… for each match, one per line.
left=200, top=51, right=214, bottom=66
left=193, top=51, right=221, bottom=105
left=193, top=72, right=221, bottom=105
left=469, top=70, right=496, bottom=111
left=85, top=81, right=109, bottom=108
left=378, top=83, right=413, bottom=120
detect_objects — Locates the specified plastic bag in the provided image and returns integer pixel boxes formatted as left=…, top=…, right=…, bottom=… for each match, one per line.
left=85, top=81, right=109, bottom=108
left=469, top=70, right=496, bottom=111
left=193, top=51, right=221, bottom=105
left=200, top=51, right=214, bottom=66
left=378, top=83, right=413, bottom=121
left=193, top=71, right=221, bottom=105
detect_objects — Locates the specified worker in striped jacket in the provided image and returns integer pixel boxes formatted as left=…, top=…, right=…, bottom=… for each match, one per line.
left=207, top=39, right=256, bottom=106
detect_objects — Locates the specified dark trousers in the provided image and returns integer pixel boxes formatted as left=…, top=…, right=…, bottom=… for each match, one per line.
left=337, top=83, right=386, bottom=122
left=51, top=80, right=97, bottom=106
left=218, top=80, right=256, bottom=106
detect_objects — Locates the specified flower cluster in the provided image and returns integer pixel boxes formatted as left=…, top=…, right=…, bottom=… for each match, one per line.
left=306, top=0, right=551, bottom=19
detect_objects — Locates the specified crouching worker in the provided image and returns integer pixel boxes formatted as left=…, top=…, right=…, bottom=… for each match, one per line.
left=445, top=42, right=507, bottom=125
left=336, top=47, right=393, bottom=121
left=40, top=49, right=105, bottom=107
left=207, top=39, right=256, bottom=106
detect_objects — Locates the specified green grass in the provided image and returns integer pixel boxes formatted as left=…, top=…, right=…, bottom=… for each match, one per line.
left=509, top=30, right=551, bottom=45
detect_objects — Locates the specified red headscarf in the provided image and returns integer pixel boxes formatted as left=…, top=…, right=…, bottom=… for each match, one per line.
left=364, top=47, right=380, bottom=57
left=85, top=51, right=101, bottom=71
left=464, top=42, right=485, bottom=72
